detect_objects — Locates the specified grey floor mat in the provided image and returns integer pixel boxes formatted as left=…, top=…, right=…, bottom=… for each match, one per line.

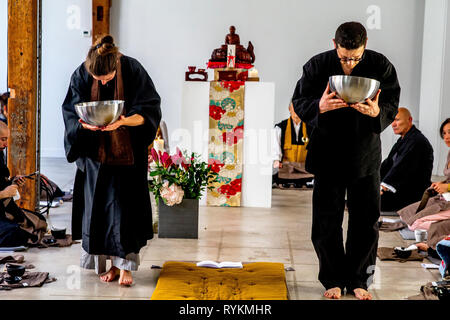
left=399, top=228, right=416, bottom=240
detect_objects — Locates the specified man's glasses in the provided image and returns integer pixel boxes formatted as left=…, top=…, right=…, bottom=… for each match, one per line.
left=339, top=57, right=363, bottom=63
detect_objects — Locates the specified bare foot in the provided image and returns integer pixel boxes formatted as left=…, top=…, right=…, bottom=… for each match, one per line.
left=119, top=269, right=133, bottom=286
left=416, top=242, right=429, bottom=251
left=353, top=288, right=372, bottom=300
left=100, top=266, right=119, bottom=282
left=324, top=287, right=341, bottom=299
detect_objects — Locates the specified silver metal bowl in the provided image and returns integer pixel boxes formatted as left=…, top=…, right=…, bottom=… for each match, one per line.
left=329, top=75, right=380, bottom=104
left=74, top=100, right=124, bottom=127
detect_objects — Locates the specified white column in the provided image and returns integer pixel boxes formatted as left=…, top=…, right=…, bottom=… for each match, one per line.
left=418, top=0, right=449, bottom=175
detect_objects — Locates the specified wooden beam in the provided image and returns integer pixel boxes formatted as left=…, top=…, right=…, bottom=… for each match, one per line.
left=7, top=0, right=38, bottom=211
left=92, top=0, right=111, bottom=44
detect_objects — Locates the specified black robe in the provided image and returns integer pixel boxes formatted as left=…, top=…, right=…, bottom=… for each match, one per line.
left=62, top=55, right=161, bottom=258
left=292, top=49, right=401, bottom=179
left=380, top=125, right=434, bottom=211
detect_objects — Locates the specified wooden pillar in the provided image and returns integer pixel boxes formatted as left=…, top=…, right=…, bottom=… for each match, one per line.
left=92, top=0, right=111, bottom=44
left=7, top=0, right=38, bottom=211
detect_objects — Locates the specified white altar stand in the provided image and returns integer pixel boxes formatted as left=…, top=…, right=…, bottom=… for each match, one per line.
left=177, top=81, right=275, bottom=208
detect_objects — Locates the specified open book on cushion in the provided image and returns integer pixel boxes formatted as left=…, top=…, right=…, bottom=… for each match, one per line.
left=196, top=260, right=243, bottom=268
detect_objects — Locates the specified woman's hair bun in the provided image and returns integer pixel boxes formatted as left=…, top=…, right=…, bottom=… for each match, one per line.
left=100, top=35, right=114, bottom=46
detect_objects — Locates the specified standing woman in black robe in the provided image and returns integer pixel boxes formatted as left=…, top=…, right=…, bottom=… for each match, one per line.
left=62, top=35, right=161, bottom=285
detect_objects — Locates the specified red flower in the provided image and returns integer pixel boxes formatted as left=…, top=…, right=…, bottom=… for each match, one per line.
left=218, top=184, right=236, bottom=198
left=210, top=105, right=226, bottom=121
left=230, top=178, right=242, bottom=190
left=222, top=126, right=244, bottom=146
left=220, top=81, right=245, bottom=93
left=218, top=178, right=242, bottom=198
left=208, top=158, right=225, bottom=173
left=160, top=151, right=172, bottom=169
left=150, top=148, right=160, bottom=164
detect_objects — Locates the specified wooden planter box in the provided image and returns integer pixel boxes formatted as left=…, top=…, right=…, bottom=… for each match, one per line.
left=158, top=198, right=199, bottom=239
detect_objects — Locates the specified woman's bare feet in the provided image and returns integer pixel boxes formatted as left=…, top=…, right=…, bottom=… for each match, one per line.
left=353, top=288, right=372, bottom=300
left=324, top=287, right=341, bottom=299
left=119, top=269, right=133, bottom=286
left=100, top=266, right=120, bottom=282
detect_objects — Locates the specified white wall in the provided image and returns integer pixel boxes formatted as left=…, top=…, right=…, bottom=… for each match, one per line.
left=437, top=0, right=450, bottom=174
left=419, top=0, right=450, bottom=175
left=0, top=0, right=7, bottom=93
left=109, top=0, right=424, bottom=159
left=40, top=0, right=92, bottom=157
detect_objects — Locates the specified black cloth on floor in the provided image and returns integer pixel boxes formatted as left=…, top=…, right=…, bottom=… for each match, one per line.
left=380, top=125, right=433, bottom=211
left=0, top=272, right=56, bottom=289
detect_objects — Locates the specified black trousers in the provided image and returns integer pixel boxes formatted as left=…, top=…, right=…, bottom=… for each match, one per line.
left=311, top=174, right=380, bottom=291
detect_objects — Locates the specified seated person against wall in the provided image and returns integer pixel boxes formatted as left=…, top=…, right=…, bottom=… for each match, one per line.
left=0, top=121, right=46, bottom=247
left=380, top=107, right=434, bottom=211
left=272, top=102, right=313, bottom=188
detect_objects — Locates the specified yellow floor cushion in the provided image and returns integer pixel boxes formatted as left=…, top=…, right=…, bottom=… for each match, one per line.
left=151, top=261, right=287, bottom=300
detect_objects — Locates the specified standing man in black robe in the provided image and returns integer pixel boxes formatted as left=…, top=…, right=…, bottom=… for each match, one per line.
left=292, top=22, right=400, bottom=300
left=62, top=35, right=161, bottom=286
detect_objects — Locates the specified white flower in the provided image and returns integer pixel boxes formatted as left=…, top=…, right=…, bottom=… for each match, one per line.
left=160, top=181, right=184, bottom=206
left=219, top=164, right=242, bottom=179
left=220, top=109, right=244, bottom=128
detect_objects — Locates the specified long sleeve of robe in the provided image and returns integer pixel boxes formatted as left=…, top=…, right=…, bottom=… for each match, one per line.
left=291, top=49, right=401, bottom=179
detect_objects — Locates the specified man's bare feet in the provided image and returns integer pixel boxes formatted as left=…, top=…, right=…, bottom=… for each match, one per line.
left=119, top=269, right=133, bottom=286
left=353, top=288, right=372, bottom=300
left=100, top=266, right=120, bottom=282
left=324, top=287, right=341, bottom=299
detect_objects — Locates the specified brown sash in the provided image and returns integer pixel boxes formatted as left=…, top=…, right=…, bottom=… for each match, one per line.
left=90, top=54, right=134, bottom=166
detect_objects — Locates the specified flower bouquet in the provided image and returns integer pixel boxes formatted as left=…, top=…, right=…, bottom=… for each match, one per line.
left=148, top=147, right=218, bottom=206
left=148, top=147, right=218, bottom=238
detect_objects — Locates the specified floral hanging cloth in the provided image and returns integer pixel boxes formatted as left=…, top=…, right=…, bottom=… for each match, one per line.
left=207, top=81, right=245, bottom=207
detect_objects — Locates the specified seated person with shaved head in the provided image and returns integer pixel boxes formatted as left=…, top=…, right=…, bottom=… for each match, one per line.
left=380, top=107, right=434, bottom=211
